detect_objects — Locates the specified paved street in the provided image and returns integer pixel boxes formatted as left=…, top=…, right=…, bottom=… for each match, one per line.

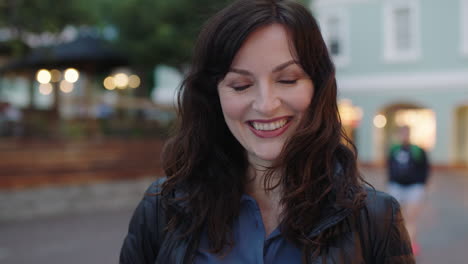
left=364, top=168, right=468, bottom=263
left=0, top=168, right=467, bottom=263
left=0, top=178, right=154, bottom=264
left=0, top=208, right=134, bottom=264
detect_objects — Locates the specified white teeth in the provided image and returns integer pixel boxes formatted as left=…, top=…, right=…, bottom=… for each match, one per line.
left=252, top=119, right=288, bottom=131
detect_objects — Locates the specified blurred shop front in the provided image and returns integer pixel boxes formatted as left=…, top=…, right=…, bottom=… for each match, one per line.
left=338, top=99, right=362, bottom=143
left=0, top=35, right=174, bottom=189
left=338, top=88, right=468, bottom=169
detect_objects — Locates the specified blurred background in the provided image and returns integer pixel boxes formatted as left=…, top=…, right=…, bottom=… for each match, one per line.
left=0, top=0, right=466, bottom=263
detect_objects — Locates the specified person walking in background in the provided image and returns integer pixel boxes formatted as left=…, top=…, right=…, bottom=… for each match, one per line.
left=387, top=125, right=430, bottom=256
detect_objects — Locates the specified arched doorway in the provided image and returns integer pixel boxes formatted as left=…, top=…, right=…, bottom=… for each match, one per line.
left=455, top=105, right=468, bottom=166
left=373, top=103, right=436, bottom=163
left=338, top=99, right=363, bottom=144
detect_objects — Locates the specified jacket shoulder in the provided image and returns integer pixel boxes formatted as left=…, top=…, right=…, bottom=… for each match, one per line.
left=360, top=188, right=415, bottom=263
left=119, top=177, right=167, bottom=264
left=364, top=188, right=398, bottom=218
left=145, top=177, right=166, bottom=195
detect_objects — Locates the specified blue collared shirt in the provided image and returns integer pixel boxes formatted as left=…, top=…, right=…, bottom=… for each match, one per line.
left=194, top=194, right=302, bottom=263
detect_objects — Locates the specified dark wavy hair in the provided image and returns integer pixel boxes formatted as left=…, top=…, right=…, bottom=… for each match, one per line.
left=161, top=0, right=367, bottom=262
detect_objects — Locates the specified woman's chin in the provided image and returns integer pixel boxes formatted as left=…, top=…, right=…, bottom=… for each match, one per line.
left=248, top=150, right=281, bottom=166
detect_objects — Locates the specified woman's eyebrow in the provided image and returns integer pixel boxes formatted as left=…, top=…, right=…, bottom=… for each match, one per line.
left=228, top=60, right=298, bottom=76
left=272, top=60, right=297, bottom=72
left=228, top=68, right=252, bottom=76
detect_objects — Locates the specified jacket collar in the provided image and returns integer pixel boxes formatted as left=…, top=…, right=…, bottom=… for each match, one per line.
left=166, top=162, right=356, bottom=240
left=305, top=161, right=361, bottom=238
left=307, top=204, right=353, bottom=238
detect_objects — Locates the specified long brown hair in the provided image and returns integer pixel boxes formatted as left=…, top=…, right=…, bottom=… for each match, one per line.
left=161, top=0, right=366, bottom=261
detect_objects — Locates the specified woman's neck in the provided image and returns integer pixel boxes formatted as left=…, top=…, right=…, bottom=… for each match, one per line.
left=245, top=163, right=280, bottom=196
left=245, top=165, right=283, bottom=236
left=245, top=155, right=279, bottom=195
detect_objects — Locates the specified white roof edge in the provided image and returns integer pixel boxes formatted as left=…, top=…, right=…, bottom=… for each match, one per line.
left=337, top=69, right=468, bottom=91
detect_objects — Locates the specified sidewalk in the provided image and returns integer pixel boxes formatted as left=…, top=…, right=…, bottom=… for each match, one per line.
left=0, top=176, right=156, bottom=221
left=0, top=168, right=467, bottom=263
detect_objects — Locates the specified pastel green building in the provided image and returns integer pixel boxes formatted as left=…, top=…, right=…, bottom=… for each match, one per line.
left=312, top=0, right=468, bottom=166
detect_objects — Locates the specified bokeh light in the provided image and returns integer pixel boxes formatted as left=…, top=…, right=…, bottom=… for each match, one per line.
left=60, top=80, right=74, bottom=93
left=50, top=69, right=62, bottom=82
left=128, top=75, right=141, bottom=88
left=36, top=69, right=51, bottom=84
left=64, top=68, right=79, bottom=83
left=338, top=99, right=363, bottom=127
left=373, top=114, right=387, bottom=128
left=394, top=109, right=436, bottom=150
left=103, top=76, right=116, bottom=90
left=39, top=83, right=53, bottom=95
left=114, top=73, right=129, bottom=88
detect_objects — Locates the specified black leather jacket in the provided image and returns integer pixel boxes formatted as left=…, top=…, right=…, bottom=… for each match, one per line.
left=120, top=179, right=415, bottom=263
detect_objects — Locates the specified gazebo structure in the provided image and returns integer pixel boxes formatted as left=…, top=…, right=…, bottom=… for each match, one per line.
left=1, top=34, right=128, bottom=114
left=2, top=35, right=127, bottom=71
left=0, top=36, right=169, bottom=190
left=0, top=34, right=130, bottom=138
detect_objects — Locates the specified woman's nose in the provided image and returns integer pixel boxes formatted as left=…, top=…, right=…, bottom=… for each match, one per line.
left=252, top=81, right=281, bottom=114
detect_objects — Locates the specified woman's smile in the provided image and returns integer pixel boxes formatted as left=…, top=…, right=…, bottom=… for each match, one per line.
left=247, top=116, right=292, bottom=138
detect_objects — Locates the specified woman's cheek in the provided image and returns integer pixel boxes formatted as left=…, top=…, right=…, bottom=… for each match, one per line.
left=219, top=93, right=247, bottom=120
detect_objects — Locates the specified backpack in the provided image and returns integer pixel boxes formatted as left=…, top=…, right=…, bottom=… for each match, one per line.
left=389, top=144, right=425, bottom=184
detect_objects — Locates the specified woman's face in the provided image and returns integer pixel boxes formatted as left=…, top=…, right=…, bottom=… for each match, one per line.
left=217, top=23, right=314, bottom=167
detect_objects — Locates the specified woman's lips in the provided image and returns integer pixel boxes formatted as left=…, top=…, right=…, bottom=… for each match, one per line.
left=246, top=117, right=292, bottom=138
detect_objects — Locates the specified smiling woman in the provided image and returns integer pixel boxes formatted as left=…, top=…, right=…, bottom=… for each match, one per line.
left=120, top=0, right=415, bottom=263
left=217, top=24, right=314, bottom=164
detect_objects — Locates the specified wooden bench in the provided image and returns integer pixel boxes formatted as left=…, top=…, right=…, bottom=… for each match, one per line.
left=0, top=139, right=165, bottom=189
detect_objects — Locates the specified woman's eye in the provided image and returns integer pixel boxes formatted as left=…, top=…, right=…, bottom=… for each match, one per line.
left=278, top=79, right=297, bottom=84
left=231, top=84, right=251, bottom=91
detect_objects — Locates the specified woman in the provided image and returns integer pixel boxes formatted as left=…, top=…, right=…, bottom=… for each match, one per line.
left=120, top=0, right=414, bottom=263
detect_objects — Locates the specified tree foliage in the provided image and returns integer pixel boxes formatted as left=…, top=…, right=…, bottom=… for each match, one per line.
left=1, top=0, right=310, bottom=68
left=0, top=0, right=102, bottom=56
left=0, top=0, right=99, bottom=33
left=106, top=0, right=232, bottom=71
left=107, top=0, right=310, bottom=71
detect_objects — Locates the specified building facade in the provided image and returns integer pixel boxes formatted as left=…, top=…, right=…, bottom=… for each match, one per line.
left=313, top=0, right=468, bottom=166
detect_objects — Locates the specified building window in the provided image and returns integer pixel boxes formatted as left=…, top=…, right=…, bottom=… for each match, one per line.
left=327, top=17, right=341, bottom=56
left=462, top=0, right=468, bottom=55
left=383, top=0, right=421, bottom=62
left=394, top=7, right=411, bottom=51
left=319, top=9, right=350, bottom=67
